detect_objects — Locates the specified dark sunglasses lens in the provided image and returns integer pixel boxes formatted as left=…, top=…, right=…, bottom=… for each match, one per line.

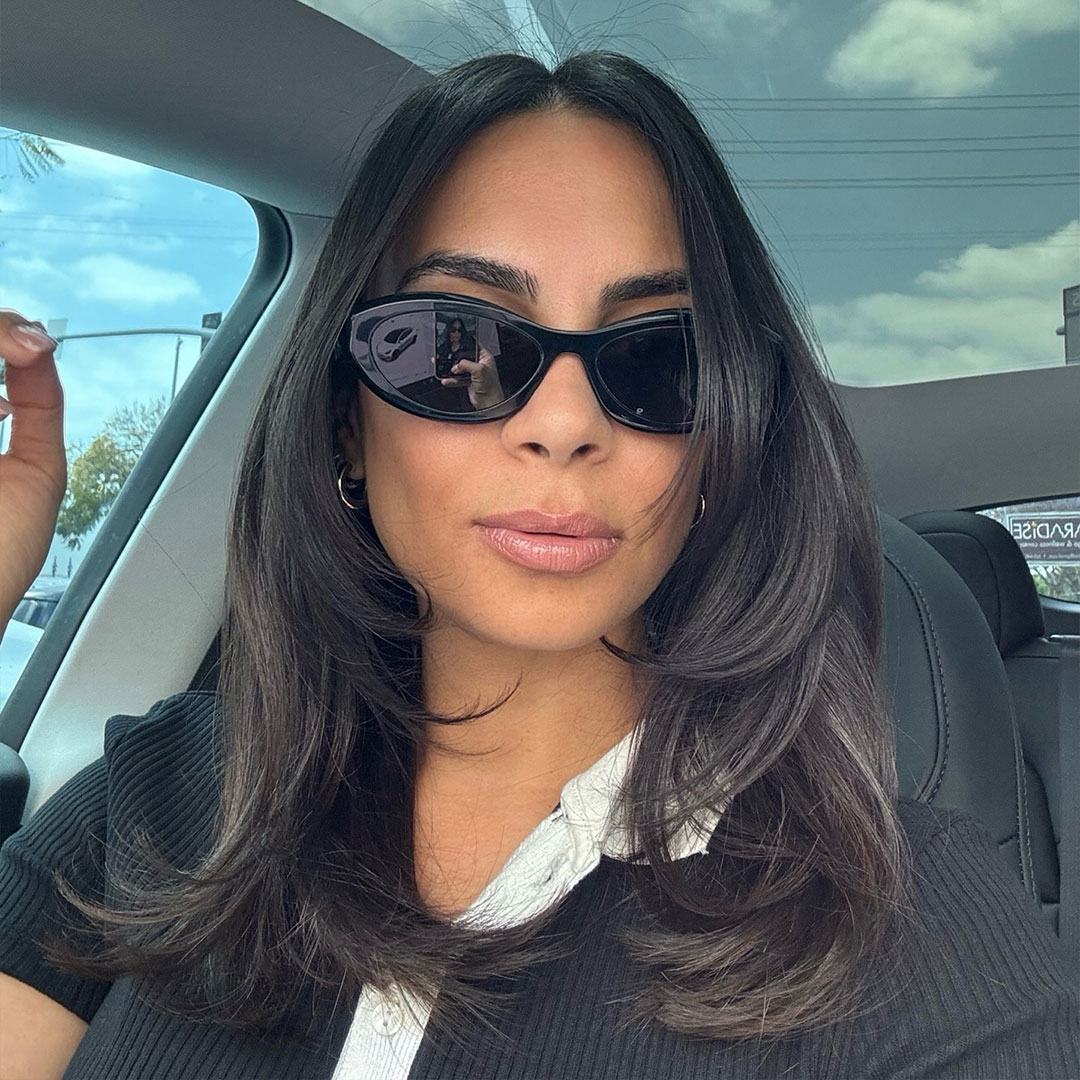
left=596, top=326, right=697, bottom=425
left=357, top=310, right=541, bottom=414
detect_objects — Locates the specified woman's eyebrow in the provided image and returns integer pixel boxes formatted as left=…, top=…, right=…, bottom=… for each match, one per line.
left=395, top=250, right=689, bottom=306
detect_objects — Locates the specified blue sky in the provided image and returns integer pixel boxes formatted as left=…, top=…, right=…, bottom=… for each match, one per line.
left=0, top=133, right=257, bottom=578
left=0, top=136, right=258, bottom=449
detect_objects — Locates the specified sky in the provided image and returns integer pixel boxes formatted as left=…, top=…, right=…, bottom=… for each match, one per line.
left=0, top=135, right=258, bottom=578
left=0, top=0, right=1077, bottom=582
left=0, top=139, right=258, bottom=448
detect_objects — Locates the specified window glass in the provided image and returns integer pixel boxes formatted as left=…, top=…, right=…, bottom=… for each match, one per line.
left=299, top=0, right=1080, bottom=386
left=978, top=494, right=1080, bottom=603
left=0, top=128, right=258, bottom=706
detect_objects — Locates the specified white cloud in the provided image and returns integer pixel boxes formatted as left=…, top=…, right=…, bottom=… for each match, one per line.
left=301, top=0, right=460, bottom=44
left=916, top=221, right=1080, bottom=297
left=0, top=285, right=50, bottom=327
left=827, top=0, right=1078, bottom=95
left=71, top=254, right=201, bottom=307
left=303, top=0, right=796, bottom=64
left=811, top=220, right=1080, bottom=385
left=681, top=0, right=793, bottom=44
left=0, top=184, right=32, bottom=214
left=3, top=213, right=182, bottom=260
left=3, top=254, right=66, bottom=282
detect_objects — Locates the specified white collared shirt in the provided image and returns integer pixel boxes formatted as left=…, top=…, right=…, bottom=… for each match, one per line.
left=331, top=726, right=723, bottom=1080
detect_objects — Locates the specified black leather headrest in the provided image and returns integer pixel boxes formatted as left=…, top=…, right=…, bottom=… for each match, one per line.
left=880, top=512, right=1035, bottom=897
left=901, top=510, right=1045, bottom=656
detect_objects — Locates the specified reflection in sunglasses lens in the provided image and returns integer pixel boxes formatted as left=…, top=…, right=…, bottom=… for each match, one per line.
left=360, top=307, right=694, bottom=424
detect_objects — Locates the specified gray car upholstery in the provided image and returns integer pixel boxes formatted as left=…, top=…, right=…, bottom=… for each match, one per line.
left=903, top=509, right=1065, bottom=932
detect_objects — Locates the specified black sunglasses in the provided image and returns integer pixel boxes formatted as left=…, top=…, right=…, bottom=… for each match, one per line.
left=336, top=291, right=698, bottom=434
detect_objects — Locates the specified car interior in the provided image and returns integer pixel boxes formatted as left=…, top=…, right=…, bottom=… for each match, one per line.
left=1, top=0, right=1078, bottom=1005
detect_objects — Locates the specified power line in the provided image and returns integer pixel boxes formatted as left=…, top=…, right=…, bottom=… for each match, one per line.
left=727, top=145, right=1076, bottom=155
left=748, top=171, right=1076, bottom=183
left=717, top=133, right=1080, bottom=146
left=712, top=92, right=1078, bottom=103
left=712, top=102, right=1079, bottom=111
left=778, top=241, right=1079, bottom=251
left=0, top=211, right=248, bottom=228
left=720, top=133, right=1078, bottom=144
left=753, top=178, right=1074, bottom=188
left=0, top=224, right=253, bottom=240
left=776, top=228, right=1076, bottom=240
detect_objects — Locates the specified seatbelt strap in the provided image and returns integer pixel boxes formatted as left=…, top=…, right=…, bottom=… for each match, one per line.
left=1058, top=637, right=1079, bottom=992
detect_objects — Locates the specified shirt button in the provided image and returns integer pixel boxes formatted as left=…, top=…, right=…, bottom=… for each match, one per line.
left=374, top=999, right=403, bottom=1037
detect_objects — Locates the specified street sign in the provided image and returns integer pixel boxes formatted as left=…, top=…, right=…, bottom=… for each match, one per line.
left=1007, top=512, right=1080, bottom=564
left=200, top=312, right=222, bottom=353
left=46, top=317, right=68, bottom=360
left=1065, top=285, right=1080, bottom=365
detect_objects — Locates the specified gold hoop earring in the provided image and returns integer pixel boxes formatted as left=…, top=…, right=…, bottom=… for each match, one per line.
left=337, top=461, right=366, bottom=511
left=691, top=493, right=706, bottom=528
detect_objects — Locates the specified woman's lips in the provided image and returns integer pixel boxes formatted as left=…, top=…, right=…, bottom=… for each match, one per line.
left=475, top=525, right=621, bottom=573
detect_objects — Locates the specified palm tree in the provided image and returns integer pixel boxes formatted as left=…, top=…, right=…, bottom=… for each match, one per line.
left=0, top=132, right=64, bottom=181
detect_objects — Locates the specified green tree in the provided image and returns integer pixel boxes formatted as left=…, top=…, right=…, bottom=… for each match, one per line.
left=56, top=398, right=166, bottom=550
left=1031, top=565, right=1080, bottom=604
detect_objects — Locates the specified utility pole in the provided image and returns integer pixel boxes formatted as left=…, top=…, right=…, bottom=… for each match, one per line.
left=171, top=336, right=183, bottom=403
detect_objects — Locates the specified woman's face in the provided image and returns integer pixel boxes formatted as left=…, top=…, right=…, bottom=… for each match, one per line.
left=339, top=109, right=701, bottom=653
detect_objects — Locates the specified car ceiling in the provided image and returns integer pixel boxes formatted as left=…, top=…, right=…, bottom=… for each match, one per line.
left=1, top=0, right=430, bottom=217
left=2, top=0, right=1078, bottom=515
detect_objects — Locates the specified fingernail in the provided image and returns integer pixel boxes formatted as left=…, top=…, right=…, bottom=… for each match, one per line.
left=11, top=324, right=56, bottom=350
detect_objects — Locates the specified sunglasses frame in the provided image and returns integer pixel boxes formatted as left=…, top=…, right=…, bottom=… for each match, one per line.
left=336, top=291, right=697, bottom=434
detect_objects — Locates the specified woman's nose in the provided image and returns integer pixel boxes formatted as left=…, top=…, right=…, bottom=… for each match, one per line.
left=502, top=351, right=613, bottom=458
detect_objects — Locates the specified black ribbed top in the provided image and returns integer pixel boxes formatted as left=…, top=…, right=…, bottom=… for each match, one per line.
left=1, top=691, right=1077, bottom=1079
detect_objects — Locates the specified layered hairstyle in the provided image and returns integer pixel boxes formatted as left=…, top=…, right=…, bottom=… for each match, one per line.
left=46, top=50, right=917, bottom=1048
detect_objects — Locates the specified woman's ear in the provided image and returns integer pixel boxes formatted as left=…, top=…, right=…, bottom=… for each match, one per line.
left=333, top=384, right=365, bottom=480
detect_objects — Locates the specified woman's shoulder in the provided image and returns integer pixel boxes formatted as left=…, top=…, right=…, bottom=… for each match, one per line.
left=101, top=690, right=222, bottom=854
left=891, top=795, right=1056, bottom=958
left=844, top=796, right=1080, bottom=1075
left=102, top=688, right=219, bottom=764
left=893, top=794, right=1003, bottom=859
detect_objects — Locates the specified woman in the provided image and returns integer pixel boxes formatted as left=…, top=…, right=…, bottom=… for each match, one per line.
left=0, top=51, right=1076, bottom=1080
left=436, top=316, right=474, bottom=368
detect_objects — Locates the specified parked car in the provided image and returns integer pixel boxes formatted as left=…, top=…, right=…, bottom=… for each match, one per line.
left=10, top=587, right=66, bottom=631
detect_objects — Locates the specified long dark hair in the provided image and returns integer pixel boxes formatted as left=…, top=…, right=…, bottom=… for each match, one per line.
left=45, top=50, right=916, bottom=1047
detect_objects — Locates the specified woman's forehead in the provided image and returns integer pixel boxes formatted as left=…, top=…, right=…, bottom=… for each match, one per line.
left=367, top=111, right=686, bottom=314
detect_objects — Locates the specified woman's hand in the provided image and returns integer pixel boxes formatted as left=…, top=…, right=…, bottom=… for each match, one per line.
left=439, top=346, right=505, bottom=410
left=0, top=311, right=66, bottom=627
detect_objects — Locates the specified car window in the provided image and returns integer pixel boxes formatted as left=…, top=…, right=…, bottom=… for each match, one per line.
left=297, top=0, right=1080, bottom=387
left=978, top=494, right=1080, bottom=603
left=0, top=128, right=258, bottom=706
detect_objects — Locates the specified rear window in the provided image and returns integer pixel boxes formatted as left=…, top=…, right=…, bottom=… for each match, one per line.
left=978, top=494, right=1080, bottom=603
left=298, top=0, right=1080, bottom=387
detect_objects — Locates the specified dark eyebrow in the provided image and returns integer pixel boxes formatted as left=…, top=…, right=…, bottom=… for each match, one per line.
left=395, top=250, right=689, bottom=307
